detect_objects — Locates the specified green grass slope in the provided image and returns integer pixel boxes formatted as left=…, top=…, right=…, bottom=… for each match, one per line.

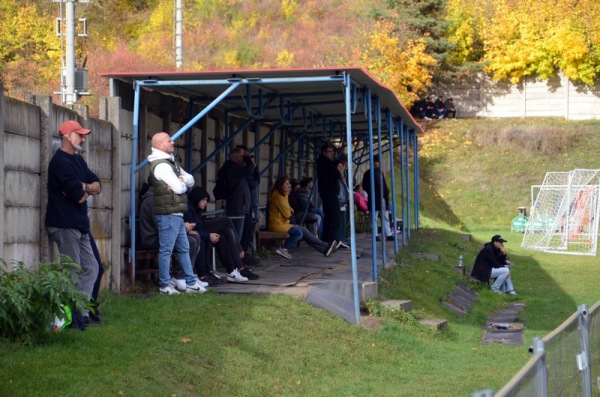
left=1, top=119, right=599, bottom=396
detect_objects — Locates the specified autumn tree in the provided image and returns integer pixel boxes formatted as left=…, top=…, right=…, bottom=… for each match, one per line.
left=446, top=0, right=600, bottom=85
left=359, top=21, right=436, bottom=105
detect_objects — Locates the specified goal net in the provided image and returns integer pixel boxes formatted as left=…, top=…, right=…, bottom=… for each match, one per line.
left=521, top=169, right=600, bottom=256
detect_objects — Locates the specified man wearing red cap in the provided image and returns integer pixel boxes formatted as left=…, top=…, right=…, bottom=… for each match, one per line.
left=46, top=120, right=102, bottom=322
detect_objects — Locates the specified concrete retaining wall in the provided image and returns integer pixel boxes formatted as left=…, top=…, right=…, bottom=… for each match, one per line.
left=433, top=73, right=600, bottom=120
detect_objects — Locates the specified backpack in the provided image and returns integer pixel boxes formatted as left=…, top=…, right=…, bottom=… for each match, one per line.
left=213, top=171, right=229, bottom=200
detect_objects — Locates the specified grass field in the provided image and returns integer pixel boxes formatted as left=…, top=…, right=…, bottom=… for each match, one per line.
left=1, top=118, right=599, bottom=396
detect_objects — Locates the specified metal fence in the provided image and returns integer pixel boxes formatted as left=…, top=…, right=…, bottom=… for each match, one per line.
left=473, top=301, right=600, bottom=397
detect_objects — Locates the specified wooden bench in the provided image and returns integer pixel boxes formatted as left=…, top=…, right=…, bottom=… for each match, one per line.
left=255, top=230, right=289, bottom=251
left=129, top=250, right=159, bottom=284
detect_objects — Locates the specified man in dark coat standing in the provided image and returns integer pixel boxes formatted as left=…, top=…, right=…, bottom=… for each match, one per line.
left=46, top=120, right=102, bottom=322
left=218, top=147, right=254, bottom=242
left=316, top=144, right=340, bottom=245
left=471, top=235, right=516, bottom=295
left=361, top=155, right=393, bottom=241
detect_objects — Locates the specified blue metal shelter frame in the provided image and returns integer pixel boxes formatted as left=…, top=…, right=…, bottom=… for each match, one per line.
left=104, top=67, right=422, bottom=325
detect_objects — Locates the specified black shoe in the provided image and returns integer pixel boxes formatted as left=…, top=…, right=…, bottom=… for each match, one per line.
left=208, top=271, right=223, bottom=283
left=85, top=315, right=103, bottom=327
left=386, top=236, right=395, bottom=241
left=242, top=254, right=260, bottom=266
left=376, top=236, right=382, bottom=241
left=201, top=276, right=220, bottom=286
left=324, top=241, right=336, bottom=257
left=239, top=267, right=259, bottom=280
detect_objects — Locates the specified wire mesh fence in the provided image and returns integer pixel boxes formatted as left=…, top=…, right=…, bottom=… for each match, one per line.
left=473, top=302, right=600, bottom=397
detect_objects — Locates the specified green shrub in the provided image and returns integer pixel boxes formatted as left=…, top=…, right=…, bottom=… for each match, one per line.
left=0, top=257, right=91, bottom=344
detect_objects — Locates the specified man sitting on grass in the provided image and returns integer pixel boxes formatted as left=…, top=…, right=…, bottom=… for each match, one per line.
left=471, top=235, right=517, bottom=295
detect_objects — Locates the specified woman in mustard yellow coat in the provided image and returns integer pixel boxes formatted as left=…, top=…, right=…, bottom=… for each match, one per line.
left=268, top=176, right=336, bottom=260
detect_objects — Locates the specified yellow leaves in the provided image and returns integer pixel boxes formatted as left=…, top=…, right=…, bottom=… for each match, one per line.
left=281, top=0, right=298, bottom=21
left=448, top=0, right=600, bottom=86
left=359, top=21, right=436, bottom=105
left=276, top=50, right=295, bottom=67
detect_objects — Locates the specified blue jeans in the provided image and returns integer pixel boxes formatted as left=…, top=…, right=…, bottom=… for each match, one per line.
left=490, top=267, right=514, bottom=292
left=283, top=225, right=328, bottom=254
left=155, top=214, right=196, bottom=288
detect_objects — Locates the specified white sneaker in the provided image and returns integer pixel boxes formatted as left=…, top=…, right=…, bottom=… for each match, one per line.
left=171, top=278, right=187, bottom=292
left=227, top=268, right=249, bottom=283
left=159, top=285, right=180, bottom=295
left=276, top=248, right=292, bottom=259
left=507, top=291, right=517, bottom=295
left=195, top=274, right=209, bottom=288
left=185, top=281, right=207, bottom=293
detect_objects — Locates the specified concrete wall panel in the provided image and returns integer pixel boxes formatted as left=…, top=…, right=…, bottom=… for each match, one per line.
left=5, top=207, right=40, bottom=243
left=4, top=243, right=40, bottom=267
left=5, top=170, right=41, bottom=207
left=4, top=133, right=41, bottom=173
left=4, top=98, right=41, bottom=137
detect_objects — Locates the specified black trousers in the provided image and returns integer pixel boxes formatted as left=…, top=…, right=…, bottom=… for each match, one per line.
left=321, top=196, right=341, bottom=244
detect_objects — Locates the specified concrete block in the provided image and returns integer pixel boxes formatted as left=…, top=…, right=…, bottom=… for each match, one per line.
left=419, top=318, right=448, bottom=331
left=413, top=252, right=440, bottom=261
left=381, top=299, right=412, bottom=312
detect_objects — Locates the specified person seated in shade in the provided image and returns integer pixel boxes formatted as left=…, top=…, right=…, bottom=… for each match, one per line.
left=445, top=97, right=457, bottom=118
left=353, top=184, right=369, bottom=214
left=185, top=186, right=258, bottom=283
left=471, top=235, right=517, bottom=295
left=268, top=176, right=336, bottom=260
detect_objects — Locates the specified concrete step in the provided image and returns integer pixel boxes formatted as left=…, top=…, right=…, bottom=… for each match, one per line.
left=381, top=299, right=412, bottom=312
left=419, top=318, right=448, bottom=331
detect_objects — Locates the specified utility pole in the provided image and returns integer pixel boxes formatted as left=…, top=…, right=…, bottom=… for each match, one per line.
left=175, top=0, right=183, bottom=69
left=54, top=0, right=90, bottom=107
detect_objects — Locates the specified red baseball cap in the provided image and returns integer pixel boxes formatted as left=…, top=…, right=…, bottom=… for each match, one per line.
left=59, top=120, right=91, bottom=136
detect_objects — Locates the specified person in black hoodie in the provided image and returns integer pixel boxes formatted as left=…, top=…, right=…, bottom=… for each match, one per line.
left=316, top=144, right=341, bottom=246
left=185, top=186, right=259, bottom=283
left=471, top=235, right=516, bottom=295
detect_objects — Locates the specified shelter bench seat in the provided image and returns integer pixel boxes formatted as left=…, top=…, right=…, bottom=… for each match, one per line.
left=255, top=230, right=289, bottom=252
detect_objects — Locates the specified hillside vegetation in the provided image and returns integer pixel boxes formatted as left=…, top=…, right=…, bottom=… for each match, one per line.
left=2, top=119, right=599, bottom=396
left=3, top=0, right=600, bottom=115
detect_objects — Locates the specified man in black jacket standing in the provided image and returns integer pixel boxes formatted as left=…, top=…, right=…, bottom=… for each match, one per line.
left=362, top=155, right=394, bottom=241
left=46, top=120, right=102, bottom=320
left=218, top=147, right=254, bottom=243
left=316, top=144, right=340, bottom=246
left=471, top=235, right=517, bottom=295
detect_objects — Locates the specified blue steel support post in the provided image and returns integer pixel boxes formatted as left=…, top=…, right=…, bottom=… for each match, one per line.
left=404, top=123, right=411, bottom=239
left=375, top=96, right=387, bottom=264
left=344, top=72, right=361, bottom=326
left=186, top=100, right=194, bottom=172
left=365, top=89, right=379, bottom=278
left=253, top=121, right=261, bottom=222
left=387, top=111, right=398, bottom=251
left=398, top=119, right=407, bottom=247
left=412, top=129, right=420, bottom=230
left=129, top=82, right=141, bottom=284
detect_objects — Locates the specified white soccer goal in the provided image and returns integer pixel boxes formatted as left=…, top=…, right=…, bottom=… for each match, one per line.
left=521, top=169, right=600, bottom=256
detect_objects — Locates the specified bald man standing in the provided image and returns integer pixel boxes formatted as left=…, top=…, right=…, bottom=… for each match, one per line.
left=147, top=132, right=205, bottom=294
